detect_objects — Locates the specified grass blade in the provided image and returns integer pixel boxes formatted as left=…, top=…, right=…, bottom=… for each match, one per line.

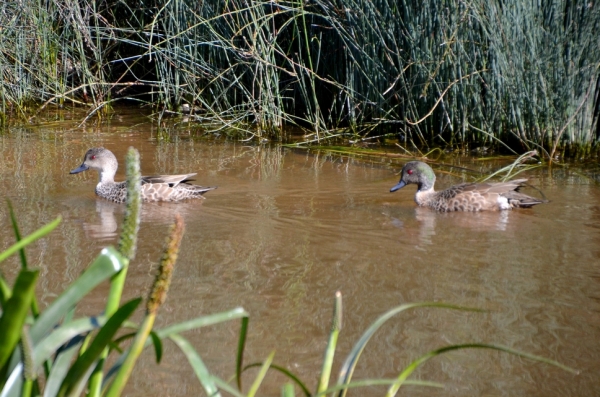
left=57, top=298, right=141, bottom=397
left=281, top=383, right=295, bottom=397
left=335, top=302, right=482, bottom=397
left=33, top=316, right=108, bottom=369
left=29, top=247, right=126, bottom=344
left=0, top=270, right=38, bottom=369
left=168, top=333, right=221, bottom=397
left=236, top=315, right=249, bottom=390
left=386, top=343, right=578, bottom=397
left=0, top=216, right=61, bottom=264
left=247, top=351, right=275, bottom=397
left=243, top=363, right=310, bottom=397
left=156, top=308, right=249, bottom=337
left=6, top=200, right=28, bottom=270
left=316, top=291, right=342, bottom=395
left=42, top=338, right=83, bottom=397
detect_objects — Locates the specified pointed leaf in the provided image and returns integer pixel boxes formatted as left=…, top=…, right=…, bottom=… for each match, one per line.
left=57, top=298, right=141, bottom=397
left=168, top=333, right=221, bottom=397
left=335, top=302, right=482, bottom=397
left=0, top=270, right=38, bottom=369
left=34, top=316, right=108, bottom=369
left=30, top=247, right=126, bottom=344
left=149, top=331, right=163, bottom=363
left=43, top=338, right=83, bottom=397
left=156, top=307, right=248, bottom=337
left=247, top=351, right=275, bottom=397
left=6, top=200, right=28, bottom=269
left=0, top=216, right=61, bottom=264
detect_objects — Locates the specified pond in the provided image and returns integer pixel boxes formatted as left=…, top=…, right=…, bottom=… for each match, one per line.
left=0, top=108, right=598, bottom=396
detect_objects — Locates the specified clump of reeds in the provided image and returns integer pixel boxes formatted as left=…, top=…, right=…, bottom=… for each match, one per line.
left=1, top=0, right=598, bottom=156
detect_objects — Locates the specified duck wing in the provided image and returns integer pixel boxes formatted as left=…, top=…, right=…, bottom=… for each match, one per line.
left=439, top=179, right=528, bottom=197
left=142, top=173, right=197, bottom=187
left=434, top=179, right=545, bottom=211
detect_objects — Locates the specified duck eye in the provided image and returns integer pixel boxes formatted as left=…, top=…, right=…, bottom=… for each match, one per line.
left=91, top=155, right=96, bottom=160
left=407, top=169, right=413, bottom=175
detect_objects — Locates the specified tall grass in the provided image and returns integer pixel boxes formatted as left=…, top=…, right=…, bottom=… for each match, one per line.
left=0, top=0, right=598, bottom=156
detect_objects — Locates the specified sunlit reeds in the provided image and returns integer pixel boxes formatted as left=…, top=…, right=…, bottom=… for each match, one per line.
left=0, top=0, right=598, bottom=156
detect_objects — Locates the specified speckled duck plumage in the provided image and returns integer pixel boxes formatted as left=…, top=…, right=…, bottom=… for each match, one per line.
left=70, top=147, right=216, bottom=203
left=390, top=161, right=546, bottom=212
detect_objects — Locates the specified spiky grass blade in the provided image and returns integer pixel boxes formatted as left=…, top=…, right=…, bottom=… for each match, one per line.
left=168, top=333, right=222, bottom=397
left=29, top=247, right=126, bottom=344
left=57, top=298, right=142, bottom=397
left=0, top=270, right=38, bottom=369
left=316, top=291, right=342, bottom=395
left=385, top=343, right=578, bottom=397
left=242, top=363, right=310, bottom=397
left=236, top=316, right=249, bottom=390
left=316, top=379, right=443, bottom=396
left=335, top=302, right=482, bottom=397
left=0, top=216, right=61, bottom=264
left=247, top=351, right=275, bottom=397
left=156, top=308, right=249, bottom=337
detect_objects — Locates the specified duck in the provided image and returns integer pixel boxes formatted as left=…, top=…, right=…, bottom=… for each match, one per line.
left=390, top=161, right=546, bottom=212
left=70, top=147, right=217, bottom=203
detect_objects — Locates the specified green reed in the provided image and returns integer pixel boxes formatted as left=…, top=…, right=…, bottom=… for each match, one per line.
left=0, top=0, right=598, bottom=156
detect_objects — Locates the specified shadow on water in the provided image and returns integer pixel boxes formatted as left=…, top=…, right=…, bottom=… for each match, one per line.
left=0, top=109, right=599, bottom=396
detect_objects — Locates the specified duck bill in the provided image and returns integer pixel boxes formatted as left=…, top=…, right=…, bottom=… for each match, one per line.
left=70, top=163, right=89, bottom=174
left=390, top=180, right=406, bottom=192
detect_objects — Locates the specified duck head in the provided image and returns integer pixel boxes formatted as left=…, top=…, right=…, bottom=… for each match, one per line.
left=70, top=147, right=119, bottom=183
left=390, top=161, right=436, bottom=193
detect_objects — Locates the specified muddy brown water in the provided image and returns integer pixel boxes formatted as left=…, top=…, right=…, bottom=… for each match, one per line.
left=0, top=108, right=599, bottom=396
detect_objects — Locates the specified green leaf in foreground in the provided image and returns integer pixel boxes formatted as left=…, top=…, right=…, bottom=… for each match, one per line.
left=57, top=298, right=141, bottom=397
left=386, top=343, right=579, bottom=397
left=0, top=216, right=61, bottom=264
left=246, top=350, right=275, bottom=397
left=335, top=302, right=483, bottom=397
left=0, top=269, right=38, bottom=369
left=168, top=333, right=221, bottom=397
left=30, top=247, right=126, bottom=344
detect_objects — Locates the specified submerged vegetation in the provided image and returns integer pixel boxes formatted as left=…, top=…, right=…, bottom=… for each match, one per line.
left=0, top=148, right=579, bottom=396
left=0, top=0, right=599, bottom=156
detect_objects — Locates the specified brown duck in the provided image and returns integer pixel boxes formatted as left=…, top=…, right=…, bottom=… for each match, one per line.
left=70, top=147, right=217, bottom=203
left=390, top=161, right=546, bottom=212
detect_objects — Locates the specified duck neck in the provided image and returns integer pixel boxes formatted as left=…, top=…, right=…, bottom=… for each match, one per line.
left=98, top=168, right=116, bottom=184
left=417, top=177, right=435, bottom=193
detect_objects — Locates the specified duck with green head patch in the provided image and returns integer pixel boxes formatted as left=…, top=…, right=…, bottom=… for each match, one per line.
left=390, top=161, right=547, bottom=212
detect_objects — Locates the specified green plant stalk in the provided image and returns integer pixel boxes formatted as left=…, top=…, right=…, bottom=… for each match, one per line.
left=316, top=379, right=443, bottom=396
left=242, top=363, right=310, bottom=397
left=335, top=302, right=483, bottom=397
left=57, top=298, right=141, bottom=397
left=7, top=200, right=47, bottom=377
left=21, top=326, right=35, bottom=397
left=104, top=314, right=155, bottom=397
left=281, top=383, right=295, bottom=397
left=0, top=216, right=61, bottom=263
left=236, top=316, right=249, bottom=390
left=168, top=333, right=222, bottom=397
left=7, top=200, right=30, bottom=271
left=106, top=214, right=184, bottom=397
left=316, top=291, right=342, bottom=395
left=0, top=269, right=38, bottom=371
left=117, top=147, right=142, bottom=262
left=88, top=147, right=141, bottom=397
left=247, top=351, right=275, bottom=397
left=385, top=343, right=578, bottom=397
